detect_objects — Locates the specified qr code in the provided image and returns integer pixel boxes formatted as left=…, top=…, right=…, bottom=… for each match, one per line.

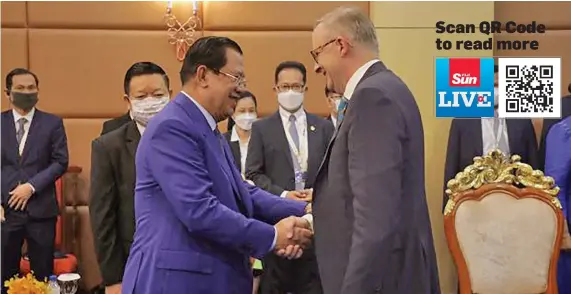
left=498, top=57, right=561, bottom=118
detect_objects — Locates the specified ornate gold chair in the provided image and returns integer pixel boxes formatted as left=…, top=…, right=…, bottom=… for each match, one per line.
left=443, top=150, right=564, bottom=294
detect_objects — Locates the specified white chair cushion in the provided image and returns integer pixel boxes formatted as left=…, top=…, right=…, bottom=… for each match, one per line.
left=455, top=192, right=557, bottom=294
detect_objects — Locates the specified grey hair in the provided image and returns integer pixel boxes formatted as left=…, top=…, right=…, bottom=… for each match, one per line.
left=315, top=6, right=379, bottom=54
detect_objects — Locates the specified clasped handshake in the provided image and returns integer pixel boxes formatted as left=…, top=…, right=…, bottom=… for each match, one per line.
left=273, top=216, right=313, bottom=259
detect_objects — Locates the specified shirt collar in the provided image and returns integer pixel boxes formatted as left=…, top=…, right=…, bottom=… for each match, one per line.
left=343, top=59, right=380, bottom=100
left=278, top=106, right=305, bottom=123
left=230, top=126, right=239, bottom=142
left=12, top=107, right=35, bottom=123
left=181, top=91, right=217, bottom=131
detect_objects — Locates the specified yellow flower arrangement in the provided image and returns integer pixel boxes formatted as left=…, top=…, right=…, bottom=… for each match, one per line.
left=3, top=273, right=49, bottom=294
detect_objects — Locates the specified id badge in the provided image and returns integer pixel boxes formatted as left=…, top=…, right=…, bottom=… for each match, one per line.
left=294, top=171, right=305, bottom=184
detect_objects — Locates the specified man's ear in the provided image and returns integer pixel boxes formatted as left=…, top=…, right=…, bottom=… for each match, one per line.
left=196, top=65, right=209, bottom=88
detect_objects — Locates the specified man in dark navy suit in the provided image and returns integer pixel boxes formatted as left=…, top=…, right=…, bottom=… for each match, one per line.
left=1, top=68, right=69, bottom=292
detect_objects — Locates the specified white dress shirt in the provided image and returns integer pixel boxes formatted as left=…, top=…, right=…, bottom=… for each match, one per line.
left=481, top=114, right=510, bottom=155
left=343, top=59, right=380, bottom=100
left=278, top=106, right=309, bottom=198
left=13, top=108, right=35, bottom=155
left=230, top=126, right=250, bottom=175
left=330, top=114, right=338, bottom=128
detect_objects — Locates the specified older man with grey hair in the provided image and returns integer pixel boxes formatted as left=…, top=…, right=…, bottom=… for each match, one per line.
left=307, top=6, right=440, bottom=294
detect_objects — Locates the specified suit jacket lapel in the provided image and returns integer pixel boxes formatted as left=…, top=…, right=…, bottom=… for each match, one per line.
left=20, top=111, right=41, bottom=162
left=125, top=121, right=141, bottom=159
left=306, top=115, right=321, bottom=179
left=2, top=112, right=19, bottom=160
left=472, top=119, right=484, bottom=156
left=229, top=141, right=241, bottom=170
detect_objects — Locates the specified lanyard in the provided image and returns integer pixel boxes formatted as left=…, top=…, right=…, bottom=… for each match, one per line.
left=486, top=117, right=505, bottom=150
left=284, top=119, right=308, bottom=172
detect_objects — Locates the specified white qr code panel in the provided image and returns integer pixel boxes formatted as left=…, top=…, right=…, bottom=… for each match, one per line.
left=498, top=57, right=561, bottom=119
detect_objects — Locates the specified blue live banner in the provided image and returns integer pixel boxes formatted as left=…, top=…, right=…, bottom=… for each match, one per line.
left=435, top=57, right=495, bottom=118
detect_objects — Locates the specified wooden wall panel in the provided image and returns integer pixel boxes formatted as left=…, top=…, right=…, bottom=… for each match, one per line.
left=1, top=28, right=28, bottom=112
left=1, top=1, right=27, bottom=28
left=495, top=2, right=571, bottom=30
left=203, top=1, right=368, bottom=31
left=205, top=31, right=327, bottom=116
left=28, top=29, right=185, bottom=118
left=372, top=1, right=491, bottom=28
left=27, top=1, right=195, bottom=30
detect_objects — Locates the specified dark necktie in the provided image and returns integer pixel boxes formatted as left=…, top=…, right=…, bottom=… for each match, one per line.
left=214, top=127, right=247, bottom=215
left=16, top=117, right=27, bottom=148
left=337, top=97, right=349, bottom=123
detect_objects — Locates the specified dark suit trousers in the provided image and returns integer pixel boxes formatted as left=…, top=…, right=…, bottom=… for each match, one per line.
left=260, top=245, right=322, bottom=294
left=1, top=210, right=56, bottom=293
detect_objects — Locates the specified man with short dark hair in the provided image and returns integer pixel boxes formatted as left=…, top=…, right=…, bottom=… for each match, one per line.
left=246, top=61, right=332, bottom=294
left=122, top=37, right=313, bottom=294
left=1, top=68, right=69, bottom=292
left=99, top=65, right=171, bottom=135
left=89, top=62, right=171, bottom=294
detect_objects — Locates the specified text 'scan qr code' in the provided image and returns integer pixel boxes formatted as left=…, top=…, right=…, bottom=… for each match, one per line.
left=498, top=57, right=561, bottom=118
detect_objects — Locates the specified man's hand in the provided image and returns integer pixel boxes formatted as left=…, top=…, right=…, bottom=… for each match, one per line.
left=298, top=189, right=313, bottom=202
left=1, top=206, right=5, bottom=222
left=105, top=283, right=121, bottom=294
left=274, top=216, right=313, bottom=259
left=285, top=191, right=306, bottom=201
left=8, top=183, right=34, bottom=211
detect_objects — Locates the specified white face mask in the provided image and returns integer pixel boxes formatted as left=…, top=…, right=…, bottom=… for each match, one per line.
left=233, top=112, right=257, bottom=131
left=130, top=96, right=169, bottom=126
left=277, top=90, right=304, bottom=112
left=494, top=87, right=499, bottom=107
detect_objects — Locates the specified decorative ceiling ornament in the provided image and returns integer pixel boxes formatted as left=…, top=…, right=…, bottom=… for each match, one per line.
left=164, top=1, right=202, bottom=62
left=443, top=149, right=561, bottom=216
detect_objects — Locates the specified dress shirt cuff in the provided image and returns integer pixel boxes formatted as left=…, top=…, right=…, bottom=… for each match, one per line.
left=28, top=183, right=36, bottom=194
left=270, top=227, right=277, bottom=252
left=280, top=191, right=289, bottom=198
left=302, top=214, right=313, bottom=231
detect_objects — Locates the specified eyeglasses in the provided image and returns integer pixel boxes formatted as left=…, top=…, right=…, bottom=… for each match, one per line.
left=310, top=39, right=336, bottom=63
left=276, top=84, right=305, bottom=93
left=213, top=68, right=247, bottom=88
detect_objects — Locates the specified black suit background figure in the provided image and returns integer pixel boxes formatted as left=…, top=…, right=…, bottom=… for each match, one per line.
left=89, top=62, right=171, bottom=294
left=246, top=61, right=333, bottom=294
left=1, top=68, right=69, bottom=293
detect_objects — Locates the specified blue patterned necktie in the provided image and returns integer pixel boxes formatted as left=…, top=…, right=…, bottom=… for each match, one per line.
left=337, top=97, right=349, bottom=123
left=16, top=117, right=27, bottom=147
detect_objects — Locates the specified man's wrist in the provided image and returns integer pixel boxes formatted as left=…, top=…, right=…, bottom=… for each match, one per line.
left=26, top=183, right=36, bottom=194
left=270, top=227, right=278, bottom=252
left=304, top=203, right=312, bottom=214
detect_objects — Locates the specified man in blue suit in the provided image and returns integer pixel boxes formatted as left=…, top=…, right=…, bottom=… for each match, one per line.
left=122, top=36, right=313, bottom=294
left=1, top=68, right=69, bottom=292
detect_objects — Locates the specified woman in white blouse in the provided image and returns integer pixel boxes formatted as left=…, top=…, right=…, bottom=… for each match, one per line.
left=224, top=91, right=258, bottom=177
left=223, top=91, right=263, bottom=294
